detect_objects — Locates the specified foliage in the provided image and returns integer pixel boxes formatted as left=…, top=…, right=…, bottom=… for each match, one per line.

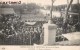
left=26, top=3, right=40, bottom=12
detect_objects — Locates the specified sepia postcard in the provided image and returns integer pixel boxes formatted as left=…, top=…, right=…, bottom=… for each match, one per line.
left=0, top=0, right=80, bottom=50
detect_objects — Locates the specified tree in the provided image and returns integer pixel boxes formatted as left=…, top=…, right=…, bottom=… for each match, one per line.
left=26, top=3, right=40, bottom=12
left=65, top=0, right=73, bottom=23
left=0, top=4, right=10, bottom=8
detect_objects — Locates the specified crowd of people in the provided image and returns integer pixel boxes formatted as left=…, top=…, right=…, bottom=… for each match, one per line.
left=0, top=13, right=79, bottom=45
left=0, top=14, right=43, bottom=45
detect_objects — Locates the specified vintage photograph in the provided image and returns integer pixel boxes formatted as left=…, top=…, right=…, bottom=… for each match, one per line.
left=0, top=0, right=80, bottom=46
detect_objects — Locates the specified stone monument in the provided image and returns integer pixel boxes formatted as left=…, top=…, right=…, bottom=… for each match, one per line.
left=43, top=20, right=57, bottom=45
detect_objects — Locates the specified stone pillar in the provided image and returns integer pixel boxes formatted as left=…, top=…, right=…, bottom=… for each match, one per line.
left=43, top=23, right=57, bottom=45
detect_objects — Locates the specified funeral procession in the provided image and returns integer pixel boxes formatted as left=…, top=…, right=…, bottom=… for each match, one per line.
left=0, top=0, right=80, bottom=46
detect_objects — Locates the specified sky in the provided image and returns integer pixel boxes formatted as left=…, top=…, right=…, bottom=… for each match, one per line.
left=1, top=0, right=79, bottom=6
